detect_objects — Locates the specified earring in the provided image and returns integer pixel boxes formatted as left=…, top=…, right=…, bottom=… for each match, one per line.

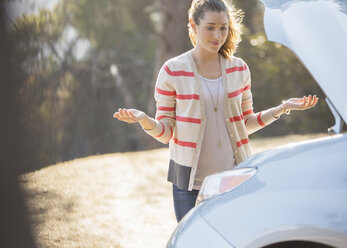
left=189, top=19, right=196, bottom=32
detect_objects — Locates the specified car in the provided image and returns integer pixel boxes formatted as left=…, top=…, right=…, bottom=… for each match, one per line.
left=166, top=0, right=347, bottom=247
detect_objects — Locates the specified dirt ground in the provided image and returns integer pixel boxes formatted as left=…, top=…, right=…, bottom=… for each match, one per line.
left=19, top=133, right=327, bottom=248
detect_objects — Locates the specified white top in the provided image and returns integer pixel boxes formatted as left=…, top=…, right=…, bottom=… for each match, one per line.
left=193, top=75, right=236, bottom=190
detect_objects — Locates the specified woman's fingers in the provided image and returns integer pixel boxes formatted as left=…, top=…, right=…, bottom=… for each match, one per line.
left=113, top=108, right=122, bottom=119
left=304, top=96, right=308, bottom=107
left=306, top=95, right=312, bottom=107
left=124, top=109, right=138, bottom=123
left=306, top=95, right=317, bottom=108
left=113, top=108, right=126, bottom=121
left=128, top=111, right=140, bottom=120
left=301, top=95, right=318, bottom=109
left=113, top=108, right=141, bottom=123
left=121, top=109, right=135, bottom=123
left=122, top=108, right=132, bottom=119
left=311, top=95, right=317, bottom=107
left=118, top=108, right=126, bottom=119
left=286, top=95, right=319, bottom=111
left=128, top=111, right=136, bottom=119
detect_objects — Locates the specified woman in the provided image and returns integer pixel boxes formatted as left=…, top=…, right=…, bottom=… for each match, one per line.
left=113, top=0, right=318, bottom=222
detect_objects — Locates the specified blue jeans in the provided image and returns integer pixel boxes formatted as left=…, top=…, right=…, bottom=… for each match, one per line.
left=172, top=184, right=199, bottom=222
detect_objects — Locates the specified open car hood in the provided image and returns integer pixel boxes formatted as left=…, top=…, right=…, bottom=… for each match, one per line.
left=259, top=0, right=347, bottom=123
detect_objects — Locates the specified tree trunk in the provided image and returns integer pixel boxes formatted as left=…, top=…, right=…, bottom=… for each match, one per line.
left=114, top=0, right=194, bottom=151
left=147, top=0, right=193, bottom=116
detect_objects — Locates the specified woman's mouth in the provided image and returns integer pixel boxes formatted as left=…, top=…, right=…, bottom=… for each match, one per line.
left=210, top=41, right=220, bottom=46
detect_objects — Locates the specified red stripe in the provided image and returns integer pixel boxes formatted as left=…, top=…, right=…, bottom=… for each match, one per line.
left=243, top=110, right=253, bottom=116
left=156, top=87, right=176, bottom=96
left=155, top=122, right=165, bottom=138
left=229, top=115, right=244, bottom=123
left=173, top=138, right=196, bottom=148
left=226, top=64, right=247, bottom=74
left=157, top=106, right=175, bottom=111
left=228, top=89, right=243, bottom=98
left=236, top=138, right=249, bottom=147
left=176, top=94, right=200, bottom=100
left=245, top=118, right=249, bottom=125
left=163, top=65, right=194, bottom=77
left=228, top=85, right=251, bottom=98
left=176, top=116, right=201, bottom=124
left=156, top=115, right=175, bottom=120
left=257, top=113, right=266, bottom=127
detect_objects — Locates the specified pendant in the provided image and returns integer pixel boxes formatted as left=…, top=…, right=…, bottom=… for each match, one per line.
left=214, top=107, right=218, bottom=112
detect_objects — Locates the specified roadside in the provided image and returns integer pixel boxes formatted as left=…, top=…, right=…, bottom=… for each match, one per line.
left=19, top=133, right=327, bottom=248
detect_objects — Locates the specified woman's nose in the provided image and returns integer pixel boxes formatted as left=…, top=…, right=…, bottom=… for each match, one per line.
left=213, top=30, right=222, bottom=40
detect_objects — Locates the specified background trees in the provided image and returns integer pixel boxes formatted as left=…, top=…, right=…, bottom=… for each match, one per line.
left=6, top=0, right=334, bottom=171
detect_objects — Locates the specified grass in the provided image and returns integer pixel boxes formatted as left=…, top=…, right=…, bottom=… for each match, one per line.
left=19, top=133, right=327, bottom=248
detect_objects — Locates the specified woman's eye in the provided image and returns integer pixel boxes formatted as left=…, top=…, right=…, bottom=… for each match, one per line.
left=206, top=26, right=227, bottom=31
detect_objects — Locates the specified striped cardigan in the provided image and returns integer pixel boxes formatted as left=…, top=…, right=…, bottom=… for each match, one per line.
left=145, top=49, right=278, bottom=190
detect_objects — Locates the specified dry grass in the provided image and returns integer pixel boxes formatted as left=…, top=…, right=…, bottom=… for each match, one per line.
left=19, top=133, right=327, bottom=248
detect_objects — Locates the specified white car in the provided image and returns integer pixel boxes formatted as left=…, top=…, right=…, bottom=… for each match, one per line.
left=166, top=0, right=347, bottom=247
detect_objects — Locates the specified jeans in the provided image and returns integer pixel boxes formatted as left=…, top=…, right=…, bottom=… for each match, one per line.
left=172, top=184, right=199, bottom=222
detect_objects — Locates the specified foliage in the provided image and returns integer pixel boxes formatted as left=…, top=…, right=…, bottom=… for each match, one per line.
left=8, top=0, right=335, bottom=170
left=9, top=0, right=158, bottom=169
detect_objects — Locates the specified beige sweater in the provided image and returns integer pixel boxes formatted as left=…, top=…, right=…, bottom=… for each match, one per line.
left=145, top=49, right=278, bottom=191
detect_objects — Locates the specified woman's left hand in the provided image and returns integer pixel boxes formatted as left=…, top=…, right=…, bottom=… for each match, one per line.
left=284, top=95, right=319, bottom=111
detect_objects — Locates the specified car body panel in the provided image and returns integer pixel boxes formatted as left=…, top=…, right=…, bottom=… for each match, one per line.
left=198, top=134, right=347, bottom=247
left=166, top=206, right=235, bottom=248
left=167, top=134, right=347, bottom=248
left=260, top=0, right=347, bottom=123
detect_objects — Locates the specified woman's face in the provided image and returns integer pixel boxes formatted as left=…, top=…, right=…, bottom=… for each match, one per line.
left=193, top=10, right=229, bottom=54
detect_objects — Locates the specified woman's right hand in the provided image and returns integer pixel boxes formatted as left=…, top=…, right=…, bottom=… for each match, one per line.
left=113, top=108, right=147, bottom=124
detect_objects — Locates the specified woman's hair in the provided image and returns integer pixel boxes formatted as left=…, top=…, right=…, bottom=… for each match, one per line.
left=188, top=0, right=244, bottom=59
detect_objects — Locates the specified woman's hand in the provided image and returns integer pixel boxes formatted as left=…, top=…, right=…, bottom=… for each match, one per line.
left=113, top=108, right=147, bottom=123
left=284, top=95, right=319, bottom=111
left=113, top=108, right=156, bottom=130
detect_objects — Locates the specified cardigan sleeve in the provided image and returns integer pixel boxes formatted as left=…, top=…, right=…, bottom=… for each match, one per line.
left=241, top=63, right=279, bottom=135
left=143, top=63, right=176, bottom=144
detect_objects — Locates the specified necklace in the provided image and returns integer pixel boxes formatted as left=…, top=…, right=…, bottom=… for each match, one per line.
left=192, top=50, right=221, bottom=112
left=204, top=79, right=220, bottom=112
left=203, top=78, right=222, bottom=148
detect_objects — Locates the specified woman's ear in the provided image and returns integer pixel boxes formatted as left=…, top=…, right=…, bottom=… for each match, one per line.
left=189, top=18, right=196, bottom=33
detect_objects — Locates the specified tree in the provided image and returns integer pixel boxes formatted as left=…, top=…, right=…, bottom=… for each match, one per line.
left=0, top=1, right=37, bottom=246
left=7, top=0, right=334, bottom=170
left=147, top=0, right=193, bottom=115
left=7, top=0, right=195, bottom=168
